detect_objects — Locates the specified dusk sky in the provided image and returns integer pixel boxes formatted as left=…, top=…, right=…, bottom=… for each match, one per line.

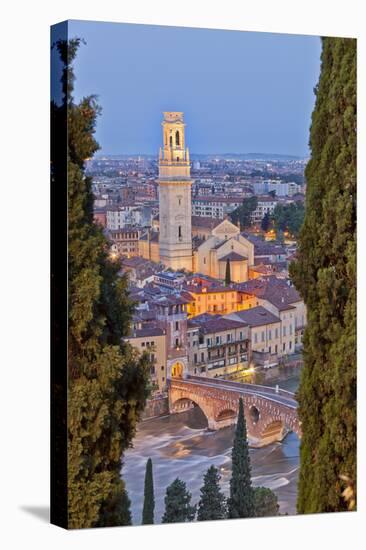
left=67, top=20, right=321, bottom=157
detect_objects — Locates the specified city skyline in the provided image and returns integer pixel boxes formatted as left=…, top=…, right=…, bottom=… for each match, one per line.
left=65, top=20, right=321, bottom=157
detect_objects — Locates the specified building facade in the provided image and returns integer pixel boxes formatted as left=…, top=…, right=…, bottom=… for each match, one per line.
left=158, top=112, right=193, bottom=271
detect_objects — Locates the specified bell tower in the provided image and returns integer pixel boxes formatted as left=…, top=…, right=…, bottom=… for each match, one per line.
left=158, top=112, right=193, bottom=271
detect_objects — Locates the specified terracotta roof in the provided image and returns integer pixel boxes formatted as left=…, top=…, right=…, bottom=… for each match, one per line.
left=191, top=216, right=222, bottom=229
left=200, top=317, right=248, bottom=334
left=219, top=251, right=248, bottom=262
left=128, top=326, right=165, bottom=338
left=226, top=306, right=280, bottom=327
left=237, top=276, right=301, bottom=310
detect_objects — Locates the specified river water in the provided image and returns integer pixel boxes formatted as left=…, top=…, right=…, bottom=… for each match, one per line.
left=123, top=365, right=301, bottom=525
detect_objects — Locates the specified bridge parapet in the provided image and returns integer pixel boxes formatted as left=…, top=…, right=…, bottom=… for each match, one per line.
left=185, top=374, right=296, bottom=400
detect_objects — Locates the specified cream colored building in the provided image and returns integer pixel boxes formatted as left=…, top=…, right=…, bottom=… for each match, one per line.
left=125, top=327, right=167, bottom=392
left=193, top=219, right=255, bottom=283
left=138, top=113, right=255, bottom=284
left=187, top=317, right=250, bottom=378
left=225, top=306, right=284, bottom=366
left=158, top=112, right=193, bottom=271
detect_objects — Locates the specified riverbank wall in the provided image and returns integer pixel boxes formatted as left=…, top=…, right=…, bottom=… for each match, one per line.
left=141, top=393, right=169, bottom=420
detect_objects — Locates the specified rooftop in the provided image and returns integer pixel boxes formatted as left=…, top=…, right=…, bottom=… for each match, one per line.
left=219, top=251, right=248, bottom=262
left=237, top=276, right=301, bottom=310
left=128, top=326, right=165, bottom=339
left=226, top=306, right=280, bottom=327
left=191, top=216, right=222, bottom=229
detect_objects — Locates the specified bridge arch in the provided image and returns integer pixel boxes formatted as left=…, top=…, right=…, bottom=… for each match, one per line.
left=216, top=408, right=237, bottom=422
left=170, top=396, right=212, bottom=426
left=249, top=405, right=260, bottom=424
left=260, top=419, right=286, bottom=442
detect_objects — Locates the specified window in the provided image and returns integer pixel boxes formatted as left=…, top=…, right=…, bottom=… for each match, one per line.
left=175, top=321, right=179, bottom=331
left=275, top=344, right=278, bottom=353
left=283, top=326, right=286, bottom=337
left=268, top=329, right=272, bottom=340
left=178, top=226, right=182, bottom=239
left=175, top=130, right=180, bottom=146
left=141, top=342, right=145, bottom=347
left=289, top=341, right=292, bottom=349
left=194, top=353, right=197, bottom=364
left=254, top=333, right=258, bottom=344
left=261, top=331, right=265, bottom=342
left=216, top=336, right=220, bottom=345
left=289, top=325, right=293, bottom=335
left=161, top=365, right=164, bottom=371
left=275, top=328, right=279, bottom=339
left=201, top=352, right=204, bottom=362
left=283, top=342, right=286, bottom=351
left=269, top=346, right=271, bottom=354
left=240, top=331, right=243, bottom=340
left=175, top=338, right=179, bottom=347
left=169, top=135, right=173, bottom=146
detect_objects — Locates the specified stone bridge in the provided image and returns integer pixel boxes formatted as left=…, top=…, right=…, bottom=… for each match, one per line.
left=168, top=375, right=301, bottom=447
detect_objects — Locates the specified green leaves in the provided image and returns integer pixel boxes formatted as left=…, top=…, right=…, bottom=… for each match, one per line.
left=197, top=466, right=227, bottom=521
left=230, top=196, right=258, bottom=229
left=227, top=398, right=255, bottom=518
left=161, top=478, right=196, bottom=523
left=290, top=37, right=356, bottom=513
left=272, top=201, right=305, bottom=238
left=142, top=458, right=155, bottom=524
left=54, top=38, right=150, bottom=528
left=253, top=487, right=279, bottom=517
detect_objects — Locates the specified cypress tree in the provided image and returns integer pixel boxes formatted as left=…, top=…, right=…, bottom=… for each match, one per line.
left=142, top=458, right=155, bottom=524
left=289, top=38, right=356, bottom=513
left=161, top=478, right=196, bottom=523
left=261, top=212, right=271, bottom=232
left=197, top=465, right=227, bottom=521
left=228, top=397, right=255, bottom=518
left=225, top=258, right=231, bottom=286
left=253, top=486, right=279, bottom=517
left=53, top=38, right=150, bottom=529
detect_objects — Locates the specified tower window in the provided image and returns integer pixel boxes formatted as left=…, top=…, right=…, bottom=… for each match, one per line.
left=176, top=156, right=179, bottom=162
left=175, top=130, right=180, bottom=146
left=178, top=226, right=182, bottom=239
left=169, top=135, right=173, bottom=147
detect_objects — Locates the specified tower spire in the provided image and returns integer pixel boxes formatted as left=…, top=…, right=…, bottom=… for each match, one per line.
left=158, top=112, right=193, bottom=271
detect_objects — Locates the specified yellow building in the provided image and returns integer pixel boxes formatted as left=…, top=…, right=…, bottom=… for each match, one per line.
left=185, top=285, right=262, bottom=318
